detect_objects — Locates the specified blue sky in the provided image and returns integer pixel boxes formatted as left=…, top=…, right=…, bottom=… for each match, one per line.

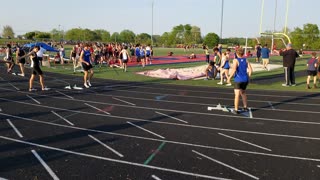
left=1, top=0, right=319, bottom=38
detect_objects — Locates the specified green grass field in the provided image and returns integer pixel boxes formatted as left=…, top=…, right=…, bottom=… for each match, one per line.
left=40, top=53, right=319, bottom=92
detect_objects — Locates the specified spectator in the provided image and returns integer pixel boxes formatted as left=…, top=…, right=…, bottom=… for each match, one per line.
left=261, top=44, right=271, bottom=71
left=306, top=52, right=318, bottom=89
left=278, top=43, right=300, bottom=87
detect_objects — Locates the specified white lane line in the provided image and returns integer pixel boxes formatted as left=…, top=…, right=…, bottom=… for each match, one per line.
left=84, top=103, right=110, bottom=115
left=0, top=137, right=230, bottom=180
left=127, top=121, right=165, bottom=139
left=249, top=108, right=253, bottom=119
left=31, top=150, right=60, bottom=180
left=317, top=165, right=320, bottom=168
left=1, top=119, right=320, bottom=163
left=55, top=90, right=74, bottom=99
left=3, top=94, right=320, bottom=126
left=88, top=135, right=124, bottom=158
left=38, top=75, right=320, bottom=100
left=155, top=111, right=188, bottom=124
left=8, top=82, right=20, bottom=90
left=192, top=150, right=259, bottom=180
left=51, top=111, right=74, bottom=126
left=151, top=175, right=162, bottom=180
left=2, top=102, right=320, bottom=142
left=0, top=177, right=8, bottom=180
left=268, top=102, right=275, bottom=110
left=6, top=119, right=23, bottom=138
left=218, top=133, right=272, bottom=152
left=26, top=95, right=41, bottom=104
left=112, top=97, right=136, bottom=106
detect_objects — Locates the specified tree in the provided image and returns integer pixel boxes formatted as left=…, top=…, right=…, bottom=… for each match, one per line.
left=119, top=30, right=135, bottom=43
left=110, top=32, right=120, bottom=42
left=290, top=23, right=320, bottom=49
left=65, top=28, right=83, bottom=41
left=94, top=29, right=110, bottom=42
left=2, top=25, right=15, bottom=38
left=203, top=33, right=220, bottom=48
left=160, top=32, right=170, bottom=47
left=136, top=33, right=151, bottom=44
left=35, top=32, right=51, bottom=39
left=51, top=28, right=64, bottom=41
left=191, top=26, right=202, bottom=44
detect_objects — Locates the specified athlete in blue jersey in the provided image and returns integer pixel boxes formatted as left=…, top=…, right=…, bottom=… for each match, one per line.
left=135, top=44, right=141, bottom=63
left=80, top=44, right=94, bottom=88
left=227, top=48, right=253, bottom=114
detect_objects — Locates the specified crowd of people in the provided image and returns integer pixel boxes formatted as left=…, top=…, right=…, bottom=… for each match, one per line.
left=1, top=41, right=320, bottom=115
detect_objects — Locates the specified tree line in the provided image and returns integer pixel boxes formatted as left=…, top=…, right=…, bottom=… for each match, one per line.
left=1, top=23, right=320, bottom=49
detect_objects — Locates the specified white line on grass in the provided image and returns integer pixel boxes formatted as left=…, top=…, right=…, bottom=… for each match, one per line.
left=8, top=82, right=20, bottom=90
left=0, top=137, right=230, bottom=180
left=127, top=121, right=165, bottom=139
left=84, top=103, right=110, bottom=115
left=268, top=102, right=275, bottom=110
left=26, top=95, right=41, bottom=104
left=112, top=97, right=136, bottom=106
left=155, top=111, right=188, bottom=124
left=218, top=133, right=272, bottom=152
left=151, top=175, right=162, bottom=180
left=192, top=150, right=259, bottom=180
left=6, top=119, right=23, bottom=138
left=55, top=90, right=74, bottom=99
left=51, top=111, right=74, bottom=126
left=88, top=135, right=124, bottom=158
left=31, top=150, right=60, bottom=180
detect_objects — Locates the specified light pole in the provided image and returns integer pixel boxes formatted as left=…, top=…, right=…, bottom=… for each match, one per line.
left=58, top=24, right=61, bottom=41
left=151, top=0, right=154, bottom=46
left=284, top=0, right=290, bottom=34
left=219, top=0, right=224, bottom=43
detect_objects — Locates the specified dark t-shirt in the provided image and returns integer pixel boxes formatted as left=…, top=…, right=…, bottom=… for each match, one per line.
left=280, top=49, right=299, bottom=68
left=30, top=51, right=40, bottom=67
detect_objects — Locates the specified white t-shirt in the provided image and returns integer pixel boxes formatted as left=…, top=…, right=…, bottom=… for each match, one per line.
left=37, top=47, right=46, bottom=58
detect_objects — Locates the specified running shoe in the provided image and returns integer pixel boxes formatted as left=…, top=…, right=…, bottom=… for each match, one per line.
left=242, top=107, right=249, bottom=112
left=217, top=82, right=223, bottom=85
left=29, top=88, right=37, bottom=92
left=226, top=83, right=232, bottom=86
left=84, top=83, right=90, bottom=88
left=18, top=73, right=25, bottom=77
left=231, top=109, right=240, bottom=114
left=42, top=87, right=50, bottom=91
left=87, top=81, right=92, bottom=87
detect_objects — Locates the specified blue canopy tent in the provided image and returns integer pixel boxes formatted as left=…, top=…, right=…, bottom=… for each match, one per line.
left=22, top=42, right=58, bottom=52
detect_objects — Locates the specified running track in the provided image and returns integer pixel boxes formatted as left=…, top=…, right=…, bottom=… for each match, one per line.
left=0, top=67, right=320, bottom=180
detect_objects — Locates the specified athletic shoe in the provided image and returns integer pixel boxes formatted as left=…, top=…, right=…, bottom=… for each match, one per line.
left=42, top=87, right=50, bottom=91
left=217, top=82, right=223, bottom=85
left=65, top=85, right=72, bottom=90
left=282, top=84, right=289, bottom=87
left=242, top=107, right=249, bottom=112
left=226, top=83, right=232, bottom=86
left=29, top=88, right=37, bottom=92
left=87, top=81, right=92, bottom=87
left=84, top=83, right=90, bottom=88
left=291, top=84, right=296, bottom=87
left=18, top=73, right=25, bottom=77
left=12, top=72, right=17, bottom=76
left=231, top=109, right=240, bottom=114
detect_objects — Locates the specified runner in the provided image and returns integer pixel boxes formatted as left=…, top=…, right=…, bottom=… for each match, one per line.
left=4, top=44, right=15, bottom=74
left=18, top=46, right=49, bottom=91
left=306, top=52, right=318, bottom=89
left=15, top=46, right=26, bottom=76
left=140, top=45, right=146, bottom=68
left=227, top=48, right=253, bottom=114
left=119, top=46, right=131, bottom=72
left=70, top=45, right=77, bottom=72
left=80, top=44, right=94, bottom=88
left=217, top=49, right=231, bottom=85
left=146, top=44, right=151, bottom=65
left=255, top=43, right=261, bottom=63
